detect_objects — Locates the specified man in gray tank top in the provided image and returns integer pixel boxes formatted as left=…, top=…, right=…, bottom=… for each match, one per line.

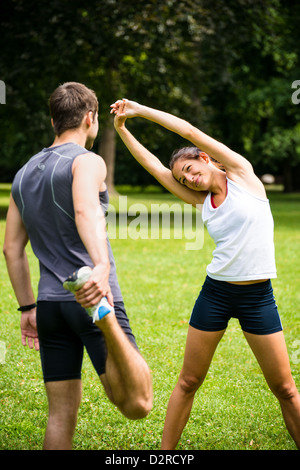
left=3, top=82, right=152, bottom=449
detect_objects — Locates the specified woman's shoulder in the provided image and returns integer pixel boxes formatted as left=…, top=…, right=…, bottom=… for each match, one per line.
left=226, top=172, right=267, bottom=200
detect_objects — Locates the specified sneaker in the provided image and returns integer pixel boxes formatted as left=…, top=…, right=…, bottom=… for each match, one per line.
left=63, top=266, right=92, bottom=292
left=92, top=296, right=114, bottom=322
left=63, top=266, right=114, bottom=322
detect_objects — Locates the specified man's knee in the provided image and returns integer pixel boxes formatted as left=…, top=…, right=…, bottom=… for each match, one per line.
left=117, top=392, right=153, bottom=420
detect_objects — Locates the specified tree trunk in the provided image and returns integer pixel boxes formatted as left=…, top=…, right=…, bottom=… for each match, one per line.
left=98, top=116, right=118, bottom=197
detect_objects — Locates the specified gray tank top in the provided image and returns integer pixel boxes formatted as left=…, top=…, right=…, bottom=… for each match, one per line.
left=11, top=142, right=123, bottom=302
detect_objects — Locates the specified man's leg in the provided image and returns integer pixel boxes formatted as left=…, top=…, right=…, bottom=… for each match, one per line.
left=96, top=313, right=152, bottom=420
left=43, top=379, right=82, bottom=450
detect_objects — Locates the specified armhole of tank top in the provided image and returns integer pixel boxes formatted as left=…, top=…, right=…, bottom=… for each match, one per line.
left=211, top=179, right=228, bottom=209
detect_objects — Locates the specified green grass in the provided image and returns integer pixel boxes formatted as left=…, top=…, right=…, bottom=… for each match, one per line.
left=0, top=184, right=299, bottom=450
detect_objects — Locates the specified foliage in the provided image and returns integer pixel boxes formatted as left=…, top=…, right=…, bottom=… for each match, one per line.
left=1, top=1, right=300, bottom=188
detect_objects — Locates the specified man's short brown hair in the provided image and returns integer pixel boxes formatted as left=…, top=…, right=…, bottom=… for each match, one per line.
left=49, top=82, right=98, bottom=136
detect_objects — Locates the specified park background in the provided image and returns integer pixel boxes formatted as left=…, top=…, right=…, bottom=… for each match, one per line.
left=0, top=0, right=300, bottom=450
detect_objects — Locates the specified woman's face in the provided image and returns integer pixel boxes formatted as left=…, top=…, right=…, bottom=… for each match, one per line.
left=172, top=156, right=212, bottom=191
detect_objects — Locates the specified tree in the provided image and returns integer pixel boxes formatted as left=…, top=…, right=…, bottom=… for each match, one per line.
left=72, top=0, right=208, bottom=194
left=1, top=0, right=207, bottom=188
left=1, top=0, right=300, bottom=191
left=196, top=0, right=300, bottom=190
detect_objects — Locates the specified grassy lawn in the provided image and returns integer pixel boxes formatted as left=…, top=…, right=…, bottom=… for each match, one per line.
left=0, top=184, right=299, bottom=450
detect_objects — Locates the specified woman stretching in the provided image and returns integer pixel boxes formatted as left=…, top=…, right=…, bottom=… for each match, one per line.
left=110, top=99, right=300, bottom=449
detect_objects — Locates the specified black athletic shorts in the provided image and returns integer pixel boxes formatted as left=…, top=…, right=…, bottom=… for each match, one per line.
left=37, top=300, right=138, bottom=382
left=190, top=276, right=283, bottom=335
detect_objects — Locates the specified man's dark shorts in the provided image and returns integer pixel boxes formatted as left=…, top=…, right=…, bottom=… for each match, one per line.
left=37, top=300, right=138, bottom=382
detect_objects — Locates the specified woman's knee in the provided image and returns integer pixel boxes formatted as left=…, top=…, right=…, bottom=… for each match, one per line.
left=178, top=372, right=204, bottom=395
left=271, top=378, right=298, bottom=402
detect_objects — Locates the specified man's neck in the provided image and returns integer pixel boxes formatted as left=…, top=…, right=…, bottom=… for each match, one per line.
left=50, top=130, right=87, bottom=149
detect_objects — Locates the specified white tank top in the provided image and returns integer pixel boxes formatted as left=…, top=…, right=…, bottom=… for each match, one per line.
left=202, top=178, right=277, bottom=281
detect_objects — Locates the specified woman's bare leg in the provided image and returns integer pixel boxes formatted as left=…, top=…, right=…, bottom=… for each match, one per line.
left=161, top=327, right=225, bottom=449
left=244, top=330, right=300, bottom=449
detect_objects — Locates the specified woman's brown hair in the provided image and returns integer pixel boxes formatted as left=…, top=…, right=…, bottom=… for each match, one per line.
left=169, top=146, right=224, bottom=171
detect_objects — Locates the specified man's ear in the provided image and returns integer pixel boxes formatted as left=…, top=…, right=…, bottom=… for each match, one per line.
left=51, top=118, right=54, bottom=128
left=85, top=111, right=94, bottom=127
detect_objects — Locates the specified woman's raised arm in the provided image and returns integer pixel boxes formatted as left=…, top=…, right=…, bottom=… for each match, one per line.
left=111, top=99, right=253, bottom=179
left=111, top=100, right=206, bottom=207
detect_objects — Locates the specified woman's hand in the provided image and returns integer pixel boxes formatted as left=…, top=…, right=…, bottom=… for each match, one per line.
left=110, top=99, right=141, bottom=128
